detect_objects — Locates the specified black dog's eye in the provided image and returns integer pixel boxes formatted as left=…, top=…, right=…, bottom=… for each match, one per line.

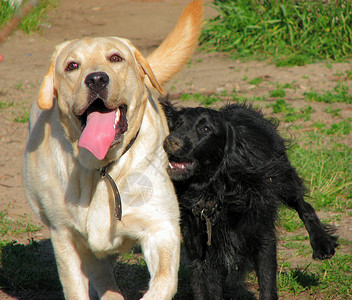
left=200, top=126, right=211, bottom=133
left=173, top=120, right=182, bottom=130
left=110, top=54, right=124, bottom=62
left=66, top=62, right=79, bottom=71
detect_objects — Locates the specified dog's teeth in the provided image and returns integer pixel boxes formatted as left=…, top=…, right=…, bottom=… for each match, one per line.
left=169, top=162, right=174, bottom=169
left=114, top=109, right=121, bottom=129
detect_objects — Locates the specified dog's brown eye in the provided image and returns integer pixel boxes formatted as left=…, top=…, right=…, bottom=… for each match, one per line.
left=66, top=62, right=79, bottom=71
left=110, top=54, right=123, bottom=62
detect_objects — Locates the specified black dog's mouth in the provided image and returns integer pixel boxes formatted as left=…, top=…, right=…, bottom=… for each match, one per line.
left=77, top=99, right=128, bottom=160
left=167, top=160, right=196, bottom=180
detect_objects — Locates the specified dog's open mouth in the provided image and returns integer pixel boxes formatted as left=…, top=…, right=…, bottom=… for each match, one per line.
left=77, top=99, right=128, bottom=160
left=167, top=160, right=196, bottom=179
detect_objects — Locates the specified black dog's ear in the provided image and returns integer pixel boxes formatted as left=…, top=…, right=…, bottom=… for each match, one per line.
left=222, top=120, right=261, bottom=172
left=224, top=121, right=235, bottom=158
left=223, top=115, right=286, bottom=178
left=222, top=121, right=248, bottom=172
left=158, top=94, right=178, bottom=128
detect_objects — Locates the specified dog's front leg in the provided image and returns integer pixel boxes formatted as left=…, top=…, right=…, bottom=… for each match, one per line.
left=87, top=254, right=124, bottom=300
left=189, top=259, right=224, bottom=300
left=140, top=223, right=181, bottom=300
left=50, top=228, right=91, bottom=300
left=51, top=228, right=124, bottom=300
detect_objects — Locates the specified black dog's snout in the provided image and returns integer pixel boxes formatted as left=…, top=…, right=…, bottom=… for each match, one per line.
left=85, top=72, right=109, bottom=91
left=164, top=135, right=184, bottom=153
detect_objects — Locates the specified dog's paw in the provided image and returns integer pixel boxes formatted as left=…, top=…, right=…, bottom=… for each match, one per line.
left=311, top=230, right=338, bottom=260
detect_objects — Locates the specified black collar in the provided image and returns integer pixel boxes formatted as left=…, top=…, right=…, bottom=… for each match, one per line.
left=97, top=129, right=140, bottom=221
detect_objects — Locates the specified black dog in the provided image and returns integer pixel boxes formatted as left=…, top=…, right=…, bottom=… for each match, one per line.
left=162, top=100, right=338, bottom=300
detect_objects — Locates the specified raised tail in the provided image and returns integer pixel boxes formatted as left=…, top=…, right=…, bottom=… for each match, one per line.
left=147, top=0, right=203, bottom=85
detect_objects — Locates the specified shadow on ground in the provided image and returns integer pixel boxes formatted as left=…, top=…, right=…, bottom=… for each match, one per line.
left=0, top=239, right=325, bottom=299
left=0, top=240, right=193, bottom=300
left=0, top=239, right=63, bottom=300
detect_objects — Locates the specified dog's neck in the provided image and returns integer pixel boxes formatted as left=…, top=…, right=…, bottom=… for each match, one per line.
left=95, top=128, right=140, bottom=221
left=188, top=200, right=221, bottom=247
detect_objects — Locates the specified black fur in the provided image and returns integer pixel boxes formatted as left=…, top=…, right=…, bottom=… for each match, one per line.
left=161, top=99, right=338, bottom=300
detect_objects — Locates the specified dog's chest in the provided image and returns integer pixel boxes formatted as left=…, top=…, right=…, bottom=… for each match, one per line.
left=68, top=161, right=172, bottom=254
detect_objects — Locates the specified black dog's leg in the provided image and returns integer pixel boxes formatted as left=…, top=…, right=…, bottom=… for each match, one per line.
left=254, top=235, right=278, bottom=300
left=224, top=269, right=256, bottom=300
left=190, top=259, right=224, bottom=300
left=279, top=170, right=338, bottom=260
left=288, top=196, right=338, bottom=259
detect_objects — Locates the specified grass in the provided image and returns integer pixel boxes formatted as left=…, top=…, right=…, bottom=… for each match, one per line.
left=13, top=110, right=29, bottom=123
left=200, top=0, right=352, bottom=66
left=304, top=82, right=352, bottom=104
left=0, top=210, right=41, bottom=238
left=324, top=105, right=341, bottom=117
left=311, top=119, right=352, bottom=136
left=276, top=255, right=352, bottom=298
left=267, top=99, right=314, bottom=122
left=289, top=141, right=352, bottom=211
left=0, top=101, right=14, bottom=110
left=0, top=0, right=57, bottom=34
left=269, top=88, right=286, bottom=98
left=180, top=93, right=222, bottom=107
left=248, top=77, right=263, bottom=85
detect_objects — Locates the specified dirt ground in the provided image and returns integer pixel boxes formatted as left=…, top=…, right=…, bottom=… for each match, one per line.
left=0, top=0, right=351, bottom=299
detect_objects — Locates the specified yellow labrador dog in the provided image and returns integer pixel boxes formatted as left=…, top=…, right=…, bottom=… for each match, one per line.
left=23, top=1, right=203, bottom=299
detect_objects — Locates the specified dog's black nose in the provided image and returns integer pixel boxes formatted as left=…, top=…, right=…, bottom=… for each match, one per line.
left=85, top=72, right=109, bottom=91
left=164, top=135, right=184, bottom=152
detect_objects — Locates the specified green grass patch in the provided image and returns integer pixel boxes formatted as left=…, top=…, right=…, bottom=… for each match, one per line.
left=248, top=77, right=263, bottom=85
left=13, top=110, right=29, bottom=123
left=0, top=101, right=14, bottom=109
left=324, top=105, right=341, bottom=117
left=180, top=91, right=267, bottom=107
left=277, top=263, right=320, bottom=295
left=304, top=82, right=352, bottom=104
left=316, top=254, right=352, bottom=298
left=180, top=93, right=222, bottom=107
left=278, top=208, right=303, bottom=232
left=269, top=88, right=286, bottom=98
left=0, top=0, right=57, bottom=34
left=311, top=119, right=352, bottom=136
left=267, top=99, right=314, bottom=121
left=288, top=141, right=352, bottom=211
left=276, top=254, right=352, bottom=298
left=201, top=0, right=352, bottom=66
left=0, top=210, right=41, bottom=238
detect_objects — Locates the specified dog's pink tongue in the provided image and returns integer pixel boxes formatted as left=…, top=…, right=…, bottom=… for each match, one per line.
left=78, top=110, right=117, bottom=160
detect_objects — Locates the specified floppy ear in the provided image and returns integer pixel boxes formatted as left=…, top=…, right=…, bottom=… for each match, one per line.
left=224, top=122, right=235, bottom=158
left=37, top=61, right=55, bottom=110
left=134, top=49, right=165, bottom=95
left=37, top=41, right=71, bottom=110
